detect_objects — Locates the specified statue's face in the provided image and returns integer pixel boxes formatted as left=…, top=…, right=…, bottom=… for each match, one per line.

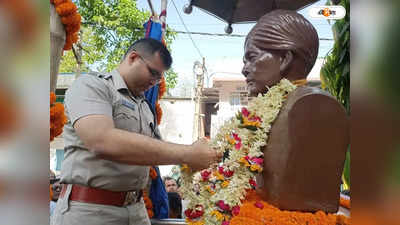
left=242, top=39, right=283, bottom=96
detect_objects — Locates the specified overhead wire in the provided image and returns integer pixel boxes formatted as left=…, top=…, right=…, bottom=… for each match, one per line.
left=170, top=0, right=204, bottom=58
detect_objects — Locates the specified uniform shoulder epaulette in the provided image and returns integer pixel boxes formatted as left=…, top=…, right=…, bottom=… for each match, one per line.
left=87, top=71, right=112, bottom=79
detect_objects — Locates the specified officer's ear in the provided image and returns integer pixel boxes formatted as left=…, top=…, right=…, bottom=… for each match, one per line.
left=125, top=51, right=139, bottom=64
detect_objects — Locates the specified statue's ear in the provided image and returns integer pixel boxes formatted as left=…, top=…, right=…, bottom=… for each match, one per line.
left=280, top=50, right=293, bottom=75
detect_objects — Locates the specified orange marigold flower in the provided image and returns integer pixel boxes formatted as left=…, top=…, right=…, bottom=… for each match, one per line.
left=50, top=97, right=67, bottom=141
left=158, top=76, right=166, bottom=98
left=66, top=23, right=80, bottom=34
left=156, top=102, right=162, bottom=125
left=61, top=13, right=81, bottom=26
left=50, top=92, right=57, bottom=105
left=63, top=38, right=73, bottom=50
left=229, top=190, right=350, bottom=225
left=52, top=0, right=68, bottom=6
left=149, top=167, right=158, bottom=180
left=55, top=2, right=78, bottom=17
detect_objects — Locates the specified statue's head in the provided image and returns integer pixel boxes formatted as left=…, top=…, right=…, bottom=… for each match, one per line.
left=242, top=10, right=319, bottom=96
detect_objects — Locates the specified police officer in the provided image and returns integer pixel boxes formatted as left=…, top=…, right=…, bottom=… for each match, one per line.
left=51, top=38, right=221, bottom=225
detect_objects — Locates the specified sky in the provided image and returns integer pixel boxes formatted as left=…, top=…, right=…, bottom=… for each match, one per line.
left=136, top=0, right=335, bottom=96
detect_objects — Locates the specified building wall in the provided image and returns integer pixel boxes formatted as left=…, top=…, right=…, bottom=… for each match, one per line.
left=158, top=98, right=195, bottom=144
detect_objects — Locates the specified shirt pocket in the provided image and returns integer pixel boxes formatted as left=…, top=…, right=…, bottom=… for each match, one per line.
left=114, top=101, right=140, bottom=133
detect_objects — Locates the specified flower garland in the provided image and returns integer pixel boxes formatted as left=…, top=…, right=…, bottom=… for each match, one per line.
left=50, top=92, right=67, bottom=141
left=50, top=0, right=81, bottom=50
left=230, top=190, right=350, bottom=225
left=180, top=79, right=297, bottom=225
left=143, top=167, right=159, bottom=218
left=143, top=190, right=154, bottom=218
left=156, top=72, right=167, bottom=125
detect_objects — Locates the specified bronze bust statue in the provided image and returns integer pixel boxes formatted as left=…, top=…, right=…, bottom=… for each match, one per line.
left=242, top=10, right=349, bottom=213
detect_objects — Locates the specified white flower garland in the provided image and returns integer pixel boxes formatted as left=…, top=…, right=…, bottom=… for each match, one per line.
left=180, top=79, right=297, bottom=225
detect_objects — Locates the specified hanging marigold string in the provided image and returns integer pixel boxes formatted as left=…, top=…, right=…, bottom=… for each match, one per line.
left=143, top=190, right=154, bottom=218
left=156, top=73, right=166, bottom=124
left=50, top=0, right=81, bottom=50
left=50, top=92, right=67, bottom=141
left=143, top=167, right=158, bottom=218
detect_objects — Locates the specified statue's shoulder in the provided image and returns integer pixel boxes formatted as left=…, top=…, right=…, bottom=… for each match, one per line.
left=284, top=86, right=343, bottom=112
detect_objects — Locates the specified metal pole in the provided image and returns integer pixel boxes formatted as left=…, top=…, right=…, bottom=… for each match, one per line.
left=147, top=0, right=156, bottom=16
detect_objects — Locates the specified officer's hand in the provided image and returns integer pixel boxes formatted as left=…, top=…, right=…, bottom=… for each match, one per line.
left=185, top=138, right=223, bottom=171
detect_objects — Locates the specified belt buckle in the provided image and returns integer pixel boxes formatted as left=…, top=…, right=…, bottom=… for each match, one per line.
left=123, top=191, right=137, bottom=206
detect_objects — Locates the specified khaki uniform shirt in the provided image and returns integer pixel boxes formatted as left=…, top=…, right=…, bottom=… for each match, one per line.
left=60, top=69, right=159, bottom=192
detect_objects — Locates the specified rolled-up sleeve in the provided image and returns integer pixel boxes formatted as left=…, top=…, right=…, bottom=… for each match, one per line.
left=64, top=75, right=113, bottom=126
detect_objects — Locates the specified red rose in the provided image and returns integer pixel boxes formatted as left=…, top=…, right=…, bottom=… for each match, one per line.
left=232, top=205, right=240, bottom=216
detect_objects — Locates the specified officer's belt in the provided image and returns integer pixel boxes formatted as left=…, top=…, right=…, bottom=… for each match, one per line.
left=60, top=184, right=143, bottom=207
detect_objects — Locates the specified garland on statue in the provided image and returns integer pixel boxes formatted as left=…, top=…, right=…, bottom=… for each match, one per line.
left=180, top=79, right=297, bottom=225
left=230, top=190, right=349, bottom=225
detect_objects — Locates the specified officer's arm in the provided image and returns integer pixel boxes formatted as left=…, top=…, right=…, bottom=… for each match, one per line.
left=74, top=114, right=218, bottom=170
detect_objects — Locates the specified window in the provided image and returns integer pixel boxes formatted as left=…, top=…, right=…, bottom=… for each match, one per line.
left=229, top=91, right=248, bottom=106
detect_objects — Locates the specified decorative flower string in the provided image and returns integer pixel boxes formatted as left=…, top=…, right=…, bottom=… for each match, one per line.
left=143, top=190, right=154, bottom=218
left=50, top=92, right=67, bottom=141
left=180, top=79, right=298, bottom=225
left=142, top=167, right=159, bottom=218
left=50, top=0, right=81, bottom=50
left=155, top=67, right=167, bottom=125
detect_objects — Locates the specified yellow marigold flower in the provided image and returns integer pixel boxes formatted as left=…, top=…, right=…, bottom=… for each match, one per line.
left=211, top=210, right=224, bottom=221
left=206, top=186, right=215, bottom=195
left=225, top=135, right=236, bottom=145
left=239, top=157, right=251, bottom=167
left=181, top=164, right=190, bottom=172
left=213, top=171, right=225, bottom=181
left=250, top=164, right=262, bottom=172
left=221, top=180, right=230, bottom=188
left=186, top=219, right=205, bottom=225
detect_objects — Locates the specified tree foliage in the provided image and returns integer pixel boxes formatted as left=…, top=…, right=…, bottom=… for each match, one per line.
left=60, top=0, right=178, bottom=90
left=320, top=0, right=350, bottom=189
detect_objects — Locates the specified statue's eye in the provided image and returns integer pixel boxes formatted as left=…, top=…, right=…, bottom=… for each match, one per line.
left=248, top=54, right=257, bottom=61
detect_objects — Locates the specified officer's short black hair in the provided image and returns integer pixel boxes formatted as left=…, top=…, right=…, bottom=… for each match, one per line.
left=123, top=38, right=172, bottom=69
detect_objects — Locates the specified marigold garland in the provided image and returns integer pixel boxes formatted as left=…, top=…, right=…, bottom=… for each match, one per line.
left=143, top=190, right=154, bottom=218
left=155, top=76, right=166, bottom=125
left=143, top=167, right=159, bottom=218
left=50, top=92, right=67, bottom=141
left=230, top=190, right=350, bottom=225
left=49, top=184, right=53, bottom=201
left=50, top=0, right=81, bottom=51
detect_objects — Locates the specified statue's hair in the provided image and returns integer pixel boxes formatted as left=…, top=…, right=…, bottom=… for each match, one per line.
left=246, top=10, right=319, bottom=75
